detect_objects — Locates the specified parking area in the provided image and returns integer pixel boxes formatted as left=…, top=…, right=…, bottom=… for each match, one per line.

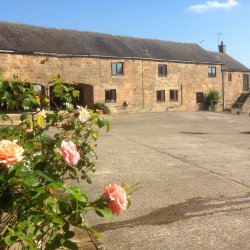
left=86, top=111, right=250, bottom=250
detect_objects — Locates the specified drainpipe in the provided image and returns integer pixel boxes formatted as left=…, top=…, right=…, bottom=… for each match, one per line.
left=141, top=60, right=145, bottom=109
left=221, top=64, right=225, bottom=111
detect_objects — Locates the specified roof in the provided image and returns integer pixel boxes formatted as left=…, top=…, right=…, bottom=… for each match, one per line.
left=209, top=52, right=250, bottom=72
left=0, top=22, right=220, bottom=64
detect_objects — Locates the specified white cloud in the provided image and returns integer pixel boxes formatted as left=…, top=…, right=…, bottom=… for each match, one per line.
left=189, top=0, right=238, bottom=13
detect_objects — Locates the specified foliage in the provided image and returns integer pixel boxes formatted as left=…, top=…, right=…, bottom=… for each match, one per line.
left=0, top=75, right=135, bottom=249
left=206, top=88, right=220, bottom=111
left=93, top=103, right=110, bottom=114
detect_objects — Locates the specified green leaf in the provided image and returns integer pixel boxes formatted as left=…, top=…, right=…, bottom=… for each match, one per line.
left=64, top=231, right=75, bottom=239
left=87, top=226, right=104, bottom=240
left=19, top=235, right=37, bottom=250
left=97, top=117, right=105, bottom=128
left=23, top=174, right=39, bottom=187
left=53, top=216, right=64, bottom=225
left=37, top=193, right=50, bottom=204
left=34, top=170, right=54, bottom=182
left=45, top=238, right=62, bottom=250
left=72, top=90, right=80, bottom=98
left=63, top=222, right=70, bottom=232
left=63, top=240, right=78, bottom=250
left=65, top=102, right=74, bottom=112
left=20, top=113, right=29, bottom=121
left=95, top=207, right=113, bottom=221
left=67, top=186, right=88, bottom=202
left=24, top=141, right=34, bottom=151
left=59, top=202, right=72, bottom=215
left=22, top=98, right=35, bottom=110
left=69, top=212, right=82, bottom=226
left=106, top=120, right=110, bottom=132
left=4, top=235, right=18, bottom=246
left=91, top=130, right=99, bottom=141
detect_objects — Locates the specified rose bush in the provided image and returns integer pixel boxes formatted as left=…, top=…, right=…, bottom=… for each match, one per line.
left=0, top=75, right=137, bottom=249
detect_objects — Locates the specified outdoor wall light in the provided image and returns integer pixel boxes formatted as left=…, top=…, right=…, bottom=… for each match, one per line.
left=123, top=101, right=129, bottom=107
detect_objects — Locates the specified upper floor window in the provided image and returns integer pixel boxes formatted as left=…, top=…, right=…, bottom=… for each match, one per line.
left=112, top=62, right=123, bottom=75
left=156, top=90, right=165, bottom=102
left=208, top=66, right=216, bottom=77
left=243, top=74, right=249, bottom=84
left=228, top=73, right=232, bottom=81
left=158, top=64, right=167, bottom=77
left=196, top=92, right=204, bottom=103
left=105, top=89, right=117, bottom=102
left=170, top=89, right=178, bottom=101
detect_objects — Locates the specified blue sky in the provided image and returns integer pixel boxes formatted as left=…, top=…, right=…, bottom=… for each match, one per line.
left=1, top=0, right=250, bottom=67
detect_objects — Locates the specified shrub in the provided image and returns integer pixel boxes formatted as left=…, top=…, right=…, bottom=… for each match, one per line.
left=0, top=75, right=136, bottom=249
left=94, top=103, right=111, bottom=114
left=206, top=88, right=220, bottom=111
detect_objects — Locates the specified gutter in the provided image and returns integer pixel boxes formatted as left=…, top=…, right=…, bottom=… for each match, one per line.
left=0, top=49, right=222, bottom=66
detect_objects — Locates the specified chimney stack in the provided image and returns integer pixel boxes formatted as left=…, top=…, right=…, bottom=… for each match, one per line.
left=219, top=41, right=226, bottom=54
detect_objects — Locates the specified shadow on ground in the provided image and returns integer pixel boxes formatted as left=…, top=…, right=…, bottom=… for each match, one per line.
left=94, top=193, right=250, bottom=232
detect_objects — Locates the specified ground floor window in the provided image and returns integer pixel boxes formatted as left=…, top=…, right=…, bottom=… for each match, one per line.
left=169, top=90, right=178, bottom=101
left=105, top=89, right=116, bottom=102
left=196, top=92, right=204, bottom=103
left=156, top=90, right=165, bottom=102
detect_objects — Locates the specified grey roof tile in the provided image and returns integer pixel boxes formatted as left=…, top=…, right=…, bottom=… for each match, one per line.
left=209, top=52, right=249, bottom=72
left=0, top=22, right=219, bottom=64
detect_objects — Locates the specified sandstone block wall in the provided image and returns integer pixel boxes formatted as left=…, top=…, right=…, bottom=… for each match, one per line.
left=0, top=52, right=242, bottom=113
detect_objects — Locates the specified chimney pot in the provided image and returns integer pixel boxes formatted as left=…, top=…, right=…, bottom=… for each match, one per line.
left=219, top=41, right=226, bottom=54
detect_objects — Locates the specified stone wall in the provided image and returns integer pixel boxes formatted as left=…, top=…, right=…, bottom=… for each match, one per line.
left=224, top=71, right=245, bottom=108
left=0, top=52, right=229, bottom=113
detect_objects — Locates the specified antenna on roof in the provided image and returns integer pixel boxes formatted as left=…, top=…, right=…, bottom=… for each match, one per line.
left=216, top=32, right=222, bottom=46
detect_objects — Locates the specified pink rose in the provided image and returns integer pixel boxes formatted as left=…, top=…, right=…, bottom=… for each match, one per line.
left=60, top=140, right=80, bottom=166
left=0, top=140, right=24, bottom=168
left=102, top=184, right=128, bottom=215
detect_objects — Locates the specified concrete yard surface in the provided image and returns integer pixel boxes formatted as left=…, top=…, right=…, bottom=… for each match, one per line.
left=85, top=111, right=250, bottom=250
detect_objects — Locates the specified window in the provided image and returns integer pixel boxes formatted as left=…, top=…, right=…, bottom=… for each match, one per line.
left=158, top=64, right=167, bottom=76
left=208, top=66, right=216, bottom=77
left=228, top=73, right=232, bottom=81
left=243, top=74, right=249, bottom=91
left=169, top=90, right=178, bottom=101
left=105, top=89, right=116, bottom=102
left=112, top=62, right=123, bottom=75
left=196, top=92, right=204, bottom=103
left=156, top=90, right=165, bottom=102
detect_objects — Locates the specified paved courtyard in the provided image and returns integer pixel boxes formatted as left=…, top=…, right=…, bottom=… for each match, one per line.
left=86, top=111, right=250, bottom=250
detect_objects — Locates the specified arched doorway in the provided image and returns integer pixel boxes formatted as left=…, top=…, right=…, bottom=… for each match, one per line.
left=49, top=83, right=94, bottom=109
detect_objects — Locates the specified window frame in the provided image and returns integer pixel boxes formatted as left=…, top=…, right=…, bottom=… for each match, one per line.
left=169, top=89, right=178, bottom=102
left=196, top=92, right=204, bottom=103
left=156, top=90, right=165, bottom=102
left=158, top=64, right=167, bottom=77
left=243, top=74, right=249, bottom=91
left=208, top=66, right=216, bottom=78
left=105, top=89, right=117, bottom=103
left=111, top=62, right=124, bottom=75
left=228, top=73, right=232, bottom=81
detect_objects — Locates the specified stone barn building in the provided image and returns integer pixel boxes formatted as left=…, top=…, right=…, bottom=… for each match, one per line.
left=0, top=22, right=249, bottom=113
